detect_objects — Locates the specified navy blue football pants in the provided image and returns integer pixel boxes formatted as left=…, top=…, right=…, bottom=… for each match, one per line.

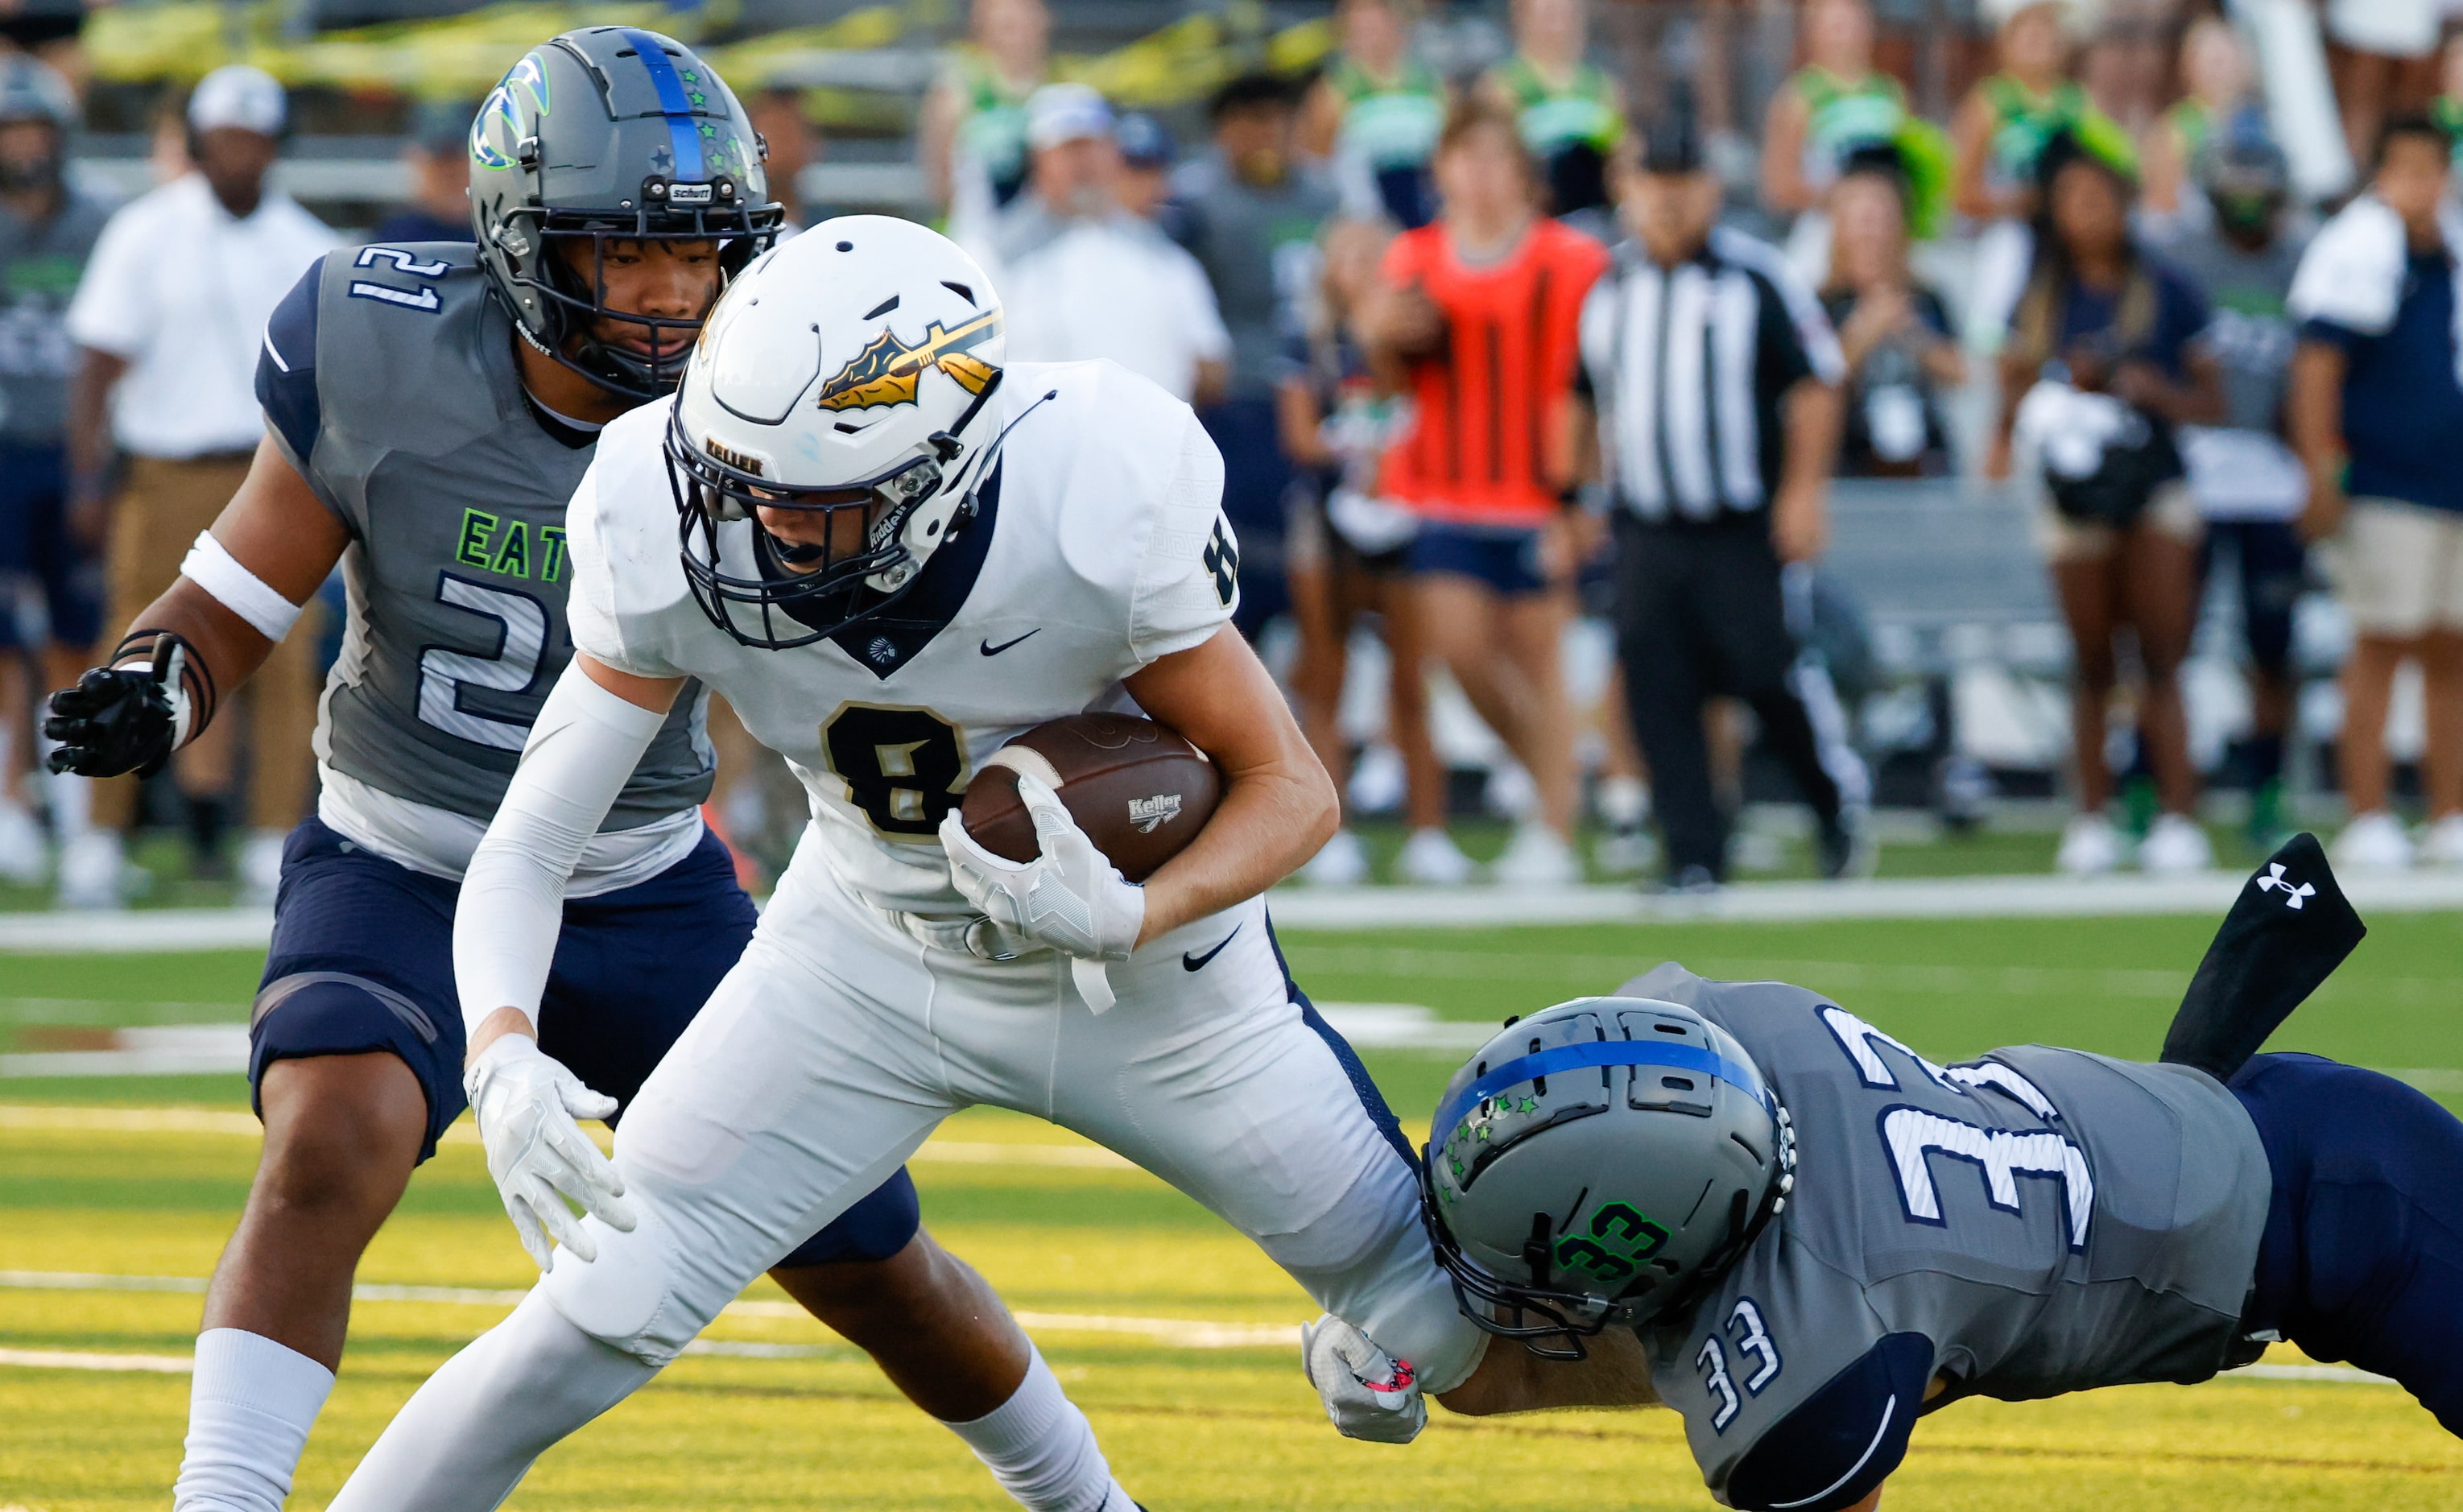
left=2231, top=1052, right=2463, bottom=1435
left=250, top=817, right=919, bottom=1266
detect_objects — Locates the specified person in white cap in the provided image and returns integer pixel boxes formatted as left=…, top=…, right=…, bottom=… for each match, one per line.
left=977, top=81, right=1117, bottom=275
left=1003, top=109, right=1232, bottom=405
left=59, top=64, right=334, bottom=907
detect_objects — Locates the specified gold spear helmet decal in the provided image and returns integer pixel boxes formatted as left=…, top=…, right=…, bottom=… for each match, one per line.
left=814, top=308, right=1002, bottom=413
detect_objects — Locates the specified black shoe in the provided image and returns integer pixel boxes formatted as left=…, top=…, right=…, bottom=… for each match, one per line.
left=1816, top=807, right=1874, bottom=881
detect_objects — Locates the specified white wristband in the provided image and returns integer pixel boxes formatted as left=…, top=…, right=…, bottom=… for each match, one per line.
left=180, top=531, right=304, bottom=642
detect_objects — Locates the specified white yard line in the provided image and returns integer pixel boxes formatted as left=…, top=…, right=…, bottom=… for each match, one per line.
left=0, top=998, right=233, bottom=1022
left=0, top=1346, right=195, bottom=1374
left=0, top=1336, right=2391, bottom=1378
left=1008, top=1312, right=1296, bottom=1349
left=13, top=867, right=2463, bottom=956
left=0, top=1002, right=1486, bottom=1076
left=0, top=1105, right=262, bottom=1136
left=1271, top=870, right=2463, bottom=927
left=0, top=1270, right=1296, bottom=1352
left=0, top=1105, right=1148, bottom=1166
left=2230, top=1362, right=2396, bottom=1386
left=0, top=909, right=275, bottom=953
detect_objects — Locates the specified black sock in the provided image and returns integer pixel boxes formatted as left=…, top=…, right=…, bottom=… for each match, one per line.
left=186, top=795, right=228, bottom=870
left=2249, top=733, right=2286, bottom=786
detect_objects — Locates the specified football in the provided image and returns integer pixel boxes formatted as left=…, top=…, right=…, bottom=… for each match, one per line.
left=958, top=713, right=1219, bottom=882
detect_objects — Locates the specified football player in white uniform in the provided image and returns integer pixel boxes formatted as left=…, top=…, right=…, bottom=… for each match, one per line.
left=323, top=217, right=1486, bottom=1508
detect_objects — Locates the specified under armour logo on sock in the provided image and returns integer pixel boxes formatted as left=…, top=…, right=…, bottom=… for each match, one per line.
left=2254, top=863, right=2315, bottom=910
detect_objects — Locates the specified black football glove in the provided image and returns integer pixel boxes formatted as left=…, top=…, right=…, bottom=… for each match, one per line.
left=43, top=636, right=184, bottom=779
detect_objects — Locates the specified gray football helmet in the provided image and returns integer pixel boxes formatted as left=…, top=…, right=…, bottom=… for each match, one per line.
left=0, top=55, right=77, bottom=194
left=1423, top=998, right=1796, bottom=1357
left=468, top=27, right=781, bottom=400
left=2192, top=111, right=2290, bottom=234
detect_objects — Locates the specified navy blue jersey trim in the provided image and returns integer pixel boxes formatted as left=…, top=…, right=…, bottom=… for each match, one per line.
left=1266, top=911, right=1416, bottom=1167
left=1725, top=1332, right=1931, bottom=1512
left=256, top=256, right=325, bottom=468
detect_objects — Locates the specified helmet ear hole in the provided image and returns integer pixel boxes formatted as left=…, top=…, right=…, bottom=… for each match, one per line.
left=1521, top=1212, right=1554, bottom=1285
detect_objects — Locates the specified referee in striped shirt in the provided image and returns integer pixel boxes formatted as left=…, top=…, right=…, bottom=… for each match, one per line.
left=1577, top=115, right=1866, bottom=888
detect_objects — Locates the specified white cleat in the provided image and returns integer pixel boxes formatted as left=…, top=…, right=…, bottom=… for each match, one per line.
left=2138, top=813, right=2213, bottom=876
left=238, top=828, right=287, bottom=907
left=1395, top=827, right=1474, bottom=886
left=1490, top=822, right=1581, bottom=886
left=2055, top=814, right=2123, bottom=878
left=55, top=829, right=129, bottom=911
left=1301, top=827, right=1371, bottom=886
left=1593, top=824, right=1658, bottom=877
left=2332, top=810, right=2415, bottom=872
left=2419, top=813, right=2463, bottom=869
left=0, top=799, right=46, bottom=886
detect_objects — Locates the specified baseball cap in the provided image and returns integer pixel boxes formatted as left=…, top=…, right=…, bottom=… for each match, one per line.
left=1026, top=82, right=1112, bottom=151
left=188, top=64, right=286, bottom=137
left=1114, top=112, right=1173, bottom=171
left=0, top=54, right=76, bottom=131
left=410, top=98, right=477, bottom=157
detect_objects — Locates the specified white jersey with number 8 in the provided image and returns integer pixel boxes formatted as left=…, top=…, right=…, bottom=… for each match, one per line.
left=566, top=357, right=1238, bottom=915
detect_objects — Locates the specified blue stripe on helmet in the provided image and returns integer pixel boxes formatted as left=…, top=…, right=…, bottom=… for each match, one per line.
left=1432, top=1040, right=1769, bottom=1142
left=621, top=29, right=705, bottom=183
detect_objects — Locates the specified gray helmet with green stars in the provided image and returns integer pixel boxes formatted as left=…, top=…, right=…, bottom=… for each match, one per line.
left=468, top=27, right=781, bottom=401
left=1422, top=997, right=1796, bottom=1357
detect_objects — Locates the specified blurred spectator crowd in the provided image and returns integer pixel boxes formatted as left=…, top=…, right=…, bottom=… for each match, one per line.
left=14, top=0, right=2463, bottom=899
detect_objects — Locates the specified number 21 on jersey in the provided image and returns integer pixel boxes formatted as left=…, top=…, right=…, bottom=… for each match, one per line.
left=821, top=703, right=969, bottom=839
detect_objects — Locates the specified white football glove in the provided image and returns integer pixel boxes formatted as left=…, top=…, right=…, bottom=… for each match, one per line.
left=1301, top=1314, right=1428, bottom=1444
left=462, top=1034, right=637, bottom=1272
left=939, top=771, right=1146, bottom=1011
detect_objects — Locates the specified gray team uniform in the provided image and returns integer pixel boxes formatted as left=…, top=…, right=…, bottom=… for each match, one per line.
left=242, top=243, right=928, bottom=1258
left=2165, top=229, right=2308, bottom=524
left=1619, top=965, right=2271, bottom=1511
left=0, top=186, right=114, bottom=444
left=0, top=186, right=115, bottom=650
left=257, top=240, right=713, bottom=885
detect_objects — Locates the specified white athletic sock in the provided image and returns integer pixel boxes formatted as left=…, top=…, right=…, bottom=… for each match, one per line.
left=45, top=760, right=90, bottom=841
left=941, top=1347, right=1136, bottom=1512
left=172, top=1328, right=337, bottom=1512
left=326, top=1290, right=655, bottom=1512
left=1598, top=775, right=1650, bottom=829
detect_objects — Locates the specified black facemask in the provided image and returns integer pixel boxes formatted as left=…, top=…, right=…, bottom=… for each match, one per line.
left=0, top=150, right=61, bottom=195
left=2211, top=190, right=2283, bottom=241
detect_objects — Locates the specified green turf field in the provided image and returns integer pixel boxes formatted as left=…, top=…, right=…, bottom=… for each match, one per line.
left=2, top=912, right=2459, bottom=1509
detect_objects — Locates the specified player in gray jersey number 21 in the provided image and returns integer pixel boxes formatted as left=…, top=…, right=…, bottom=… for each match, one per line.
left=1302, top=836, right=2463, bottom=1510
left=42, top=27, right=1139, bottom=1512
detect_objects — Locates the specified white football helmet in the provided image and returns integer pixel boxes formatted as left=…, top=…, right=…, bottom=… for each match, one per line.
left=667, top=215, right=1010, bottom=647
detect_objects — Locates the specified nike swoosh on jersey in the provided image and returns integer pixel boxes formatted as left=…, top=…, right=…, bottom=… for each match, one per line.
left=1182, top=924, right=1241, bottom=972
left=980, top=629, right=1042, bottom=656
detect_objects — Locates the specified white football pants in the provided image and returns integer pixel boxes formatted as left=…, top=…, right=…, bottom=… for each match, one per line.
left=332, top=831, right=1481, bottom=1509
